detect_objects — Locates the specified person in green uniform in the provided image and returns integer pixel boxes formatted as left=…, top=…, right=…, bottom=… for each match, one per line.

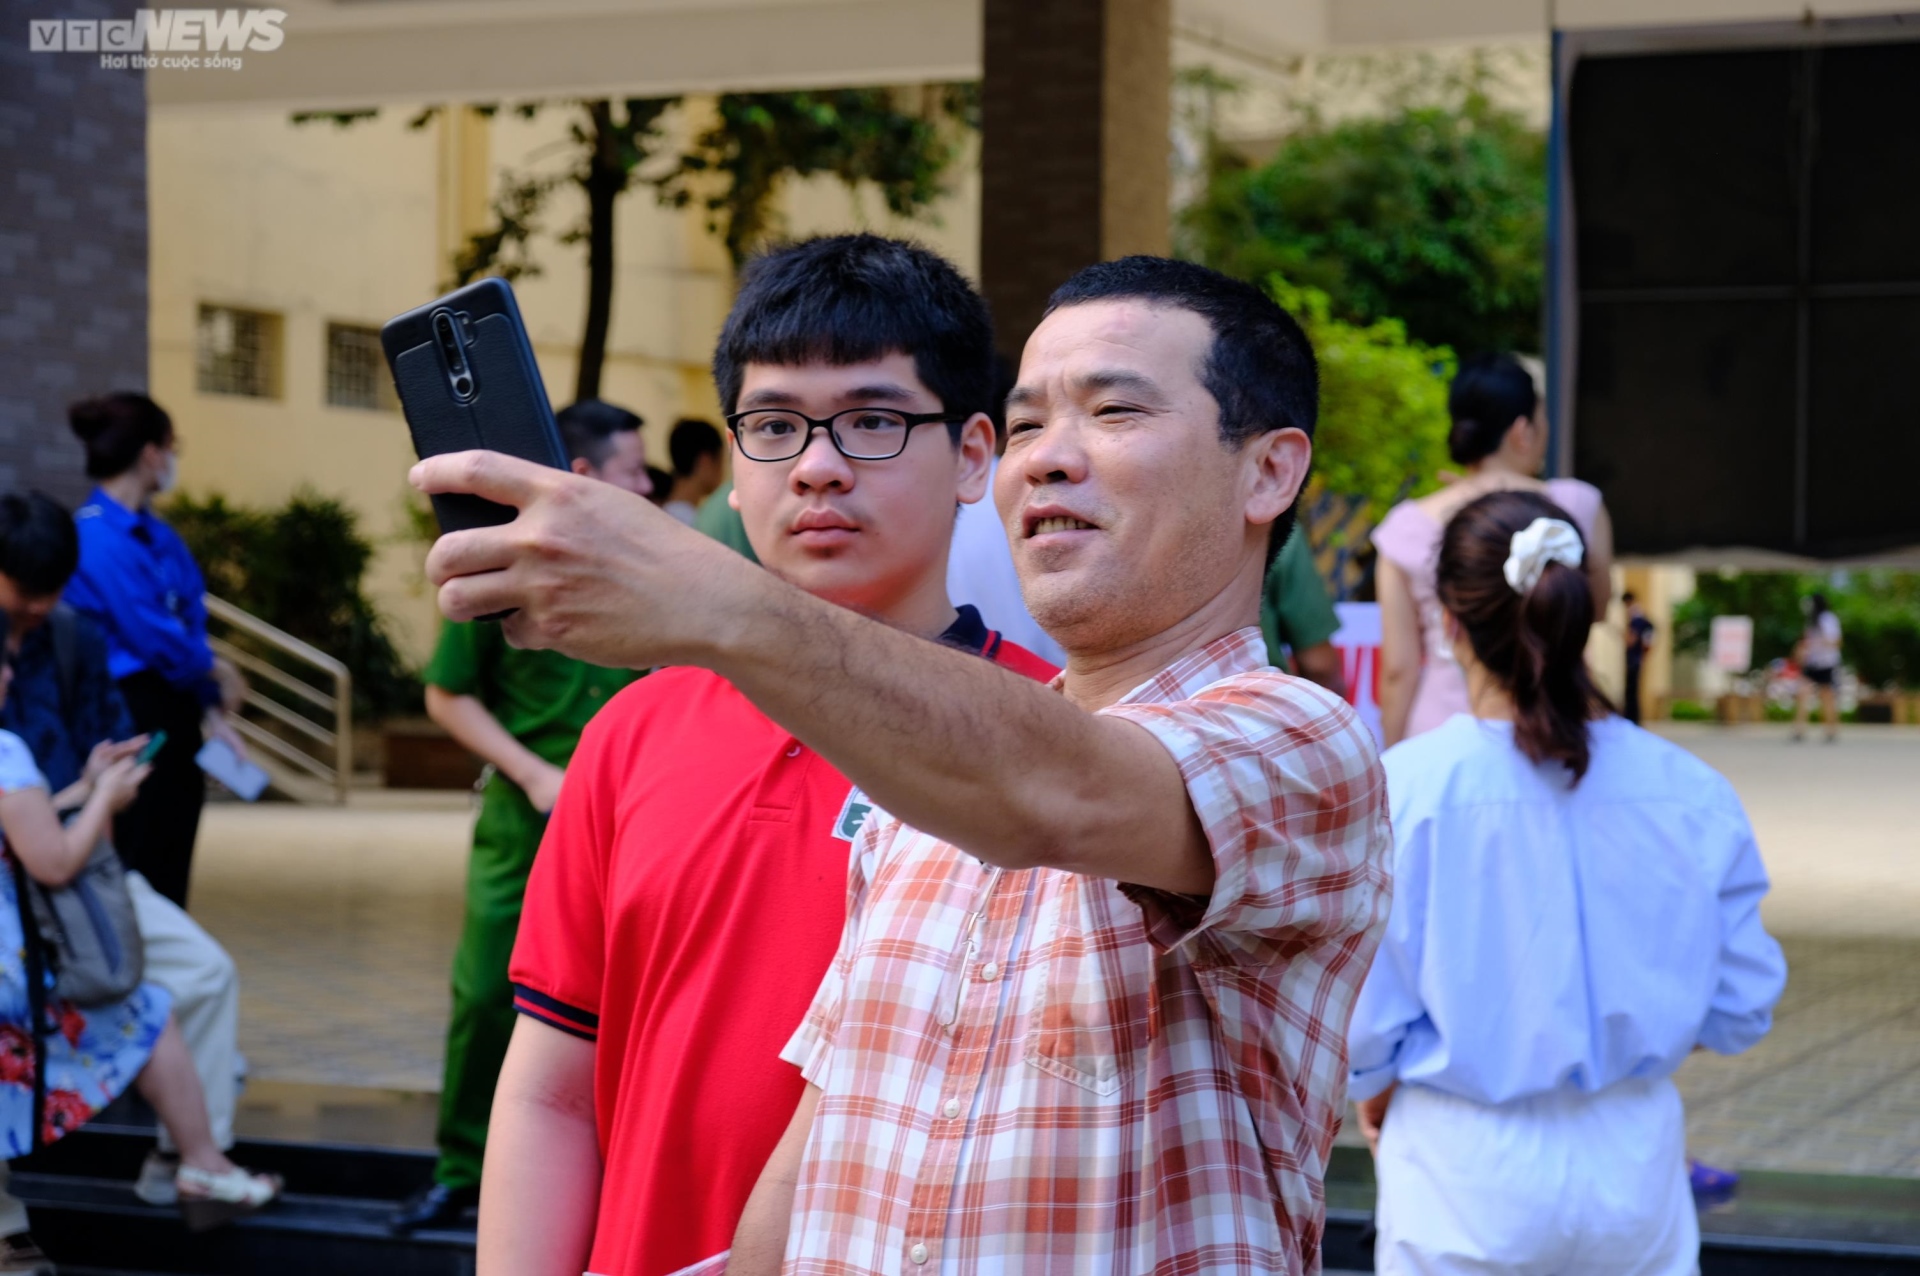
left=1261, top=525, right=1348, bottom=698
left=694, top=476, right=757, bottom=562
left=393, top=400, right=652, bottom=1233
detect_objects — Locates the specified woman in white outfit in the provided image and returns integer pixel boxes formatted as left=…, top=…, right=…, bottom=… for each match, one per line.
left=1348, top=490, right=1788, bottom=1276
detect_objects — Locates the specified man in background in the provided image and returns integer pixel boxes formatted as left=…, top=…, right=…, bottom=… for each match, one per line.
left=392, top=401, right=651, bottom=1233
left=1623, top=590, right=1654, bottom=725
left=1262, top=526, right=1346, bottom=698
left=0, top=491, right=245, bottom=1268
left=662, top=418, right=724, bottom=524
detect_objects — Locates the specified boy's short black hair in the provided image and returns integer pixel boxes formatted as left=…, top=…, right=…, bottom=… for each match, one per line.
left=712, top=235, right=995, bottom=440
left=555, top=399, right=644, bottom=469
left=668, top=419, right=723, bottom=477
left=1043, top=256, right=1318, bottom=564
left=0, top=493, right=80, bottom=595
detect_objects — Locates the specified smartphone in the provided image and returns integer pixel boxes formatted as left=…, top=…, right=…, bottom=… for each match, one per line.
left=136, top=730, right=168, bottom=765
left=381, top=278, right=570, bottom=534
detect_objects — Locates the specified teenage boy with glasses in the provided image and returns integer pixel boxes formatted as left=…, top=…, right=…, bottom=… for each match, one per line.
left=480, top=236, right=1054, bottom=1276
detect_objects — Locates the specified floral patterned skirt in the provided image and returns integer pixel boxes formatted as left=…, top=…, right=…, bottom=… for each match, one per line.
left=0, top=860, right=169, bottom=1156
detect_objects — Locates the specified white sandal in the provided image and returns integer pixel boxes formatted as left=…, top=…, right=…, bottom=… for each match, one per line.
left=176, top=1163, right=283, bottom=1232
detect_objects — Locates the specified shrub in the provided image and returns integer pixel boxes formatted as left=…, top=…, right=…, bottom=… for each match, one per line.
left=1673, top=570, right=1920, bottom=690
left=1183, top=94, right=1546, bottom=356
left=167, top=490, right=420, bottom=718
left=1269, top=274, right=1455, bottom=525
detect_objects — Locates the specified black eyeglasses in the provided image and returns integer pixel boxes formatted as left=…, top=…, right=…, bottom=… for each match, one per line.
left=724, top=408, right=962, bottom=462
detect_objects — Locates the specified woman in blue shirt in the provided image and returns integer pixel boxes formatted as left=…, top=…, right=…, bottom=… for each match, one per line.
left=63, top=394, right=244, bottom=909
left=1348, top=491, right=1787, bottom=1275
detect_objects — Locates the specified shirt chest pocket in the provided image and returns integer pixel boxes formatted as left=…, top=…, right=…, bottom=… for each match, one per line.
left=1023, top=877, right=1152, bottom=1097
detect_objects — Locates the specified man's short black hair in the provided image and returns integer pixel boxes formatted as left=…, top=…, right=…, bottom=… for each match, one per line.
left=668, top=419, right=723, bottom=477
left=0, top=493, right=80, bottom=595
left=556, top=399, right=644, bottom=469
left=712, top=235, right=995, bottom=441
left=1044, top=256, right=1318, bottom=564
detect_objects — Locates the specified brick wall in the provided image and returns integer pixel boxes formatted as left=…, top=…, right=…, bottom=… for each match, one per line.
left=980, top=0, right=1106, bottom=363
left=980, top=0, right=1169, bottom=363
left=0, top=0, right=148, bottom=507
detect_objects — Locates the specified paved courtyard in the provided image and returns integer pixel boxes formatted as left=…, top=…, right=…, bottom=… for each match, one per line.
left=191, top=725, right=1920, bottom=1174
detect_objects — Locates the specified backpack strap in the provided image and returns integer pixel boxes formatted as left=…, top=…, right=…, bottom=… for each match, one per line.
left=47, top=604, right=81, bottom=720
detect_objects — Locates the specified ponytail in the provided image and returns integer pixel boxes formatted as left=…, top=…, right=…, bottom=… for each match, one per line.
left=1437, top=490, right=1611, bottom=780
left=68, top=392, right=172, bottom=480
left=1447, top=354, right=1537, bottom=467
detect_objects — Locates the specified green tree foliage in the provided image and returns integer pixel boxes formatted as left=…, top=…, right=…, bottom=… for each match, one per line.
left=167, top=491, right=420, bottom=718
left=299, top=90, right=972, bottom=398
left=1671, top=573, right=1810, bottom=671
left=1181, top=94, right=1546, bottom=355
left=658, top=87, right=972, bottom=266
left=1672, top=571, right=1920, bottom=689
left=1268, top=275, right=1454, bottom=519
left=1838, top=576, right=1920, bottom=691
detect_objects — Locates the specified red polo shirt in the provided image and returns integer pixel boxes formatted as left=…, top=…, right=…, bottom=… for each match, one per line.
left=510, top=606, right=1055, bottom=1276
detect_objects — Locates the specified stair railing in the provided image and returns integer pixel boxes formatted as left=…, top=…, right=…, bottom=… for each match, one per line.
left=202, top=594, right=353, bottom=804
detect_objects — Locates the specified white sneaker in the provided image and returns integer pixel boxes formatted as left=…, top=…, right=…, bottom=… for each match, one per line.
left=176, top=1163, right=284, bottom=1232
left=134, top=1150, right=180, bottom=1206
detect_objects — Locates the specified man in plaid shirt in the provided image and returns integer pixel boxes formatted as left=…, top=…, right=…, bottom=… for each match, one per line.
left=416, top=256, right=1393, bottom=1276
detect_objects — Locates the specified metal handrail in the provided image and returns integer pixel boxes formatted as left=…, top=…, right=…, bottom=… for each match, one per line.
left=203, top=594, right=353, bottom=803
left=208, top=636, right=336, bottom=713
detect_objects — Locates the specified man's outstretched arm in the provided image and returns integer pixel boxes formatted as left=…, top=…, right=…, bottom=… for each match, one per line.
left=478, top=1017, right=601, bottom=1276
left=414, top=454, right=1214, bottom=894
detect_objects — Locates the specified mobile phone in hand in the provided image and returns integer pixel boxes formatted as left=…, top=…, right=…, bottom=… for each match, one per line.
left=381, top=277, right=570, bottom=535
left=135, top=730, right=168, bottom=765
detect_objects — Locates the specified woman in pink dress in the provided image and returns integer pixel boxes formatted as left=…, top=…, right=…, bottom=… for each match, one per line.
left=1374, top=355, right=1614, bottom=747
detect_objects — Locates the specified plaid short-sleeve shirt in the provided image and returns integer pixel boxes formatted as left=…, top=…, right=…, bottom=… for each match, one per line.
left=782, top=628, right=1393, bottom=1275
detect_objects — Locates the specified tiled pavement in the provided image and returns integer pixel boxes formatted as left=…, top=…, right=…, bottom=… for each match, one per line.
left=193, top=792, right=473, bottom=1094
left=191, top=727, right=1920, bottom=1175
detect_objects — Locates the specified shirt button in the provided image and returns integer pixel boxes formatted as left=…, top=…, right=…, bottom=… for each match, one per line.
left=979, top=962, right=999, bottom=982
left=786, top=744, right=802, bottom=758
left=910, top=1243, right=929, bottom=1265
left=942, top=1099, right=960, bottom=1119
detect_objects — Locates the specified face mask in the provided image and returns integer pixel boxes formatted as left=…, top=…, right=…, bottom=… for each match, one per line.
left=154, top=450, right=178, bottom=494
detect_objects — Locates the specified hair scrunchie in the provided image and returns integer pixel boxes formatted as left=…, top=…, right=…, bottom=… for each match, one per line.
left=1503, top=517, right=1584, bottom=594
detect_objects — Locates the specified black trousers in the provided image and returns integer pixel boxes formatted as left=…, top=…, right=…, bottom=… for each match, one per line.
left=115, top=671, right=207, bottom=910
left=1624, top=661, right=1644, bottom=726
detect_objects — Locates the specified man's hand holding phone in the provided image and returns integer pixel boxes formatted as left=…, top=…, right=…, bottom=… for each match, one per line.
left=413, top=451, right=770, bottom=672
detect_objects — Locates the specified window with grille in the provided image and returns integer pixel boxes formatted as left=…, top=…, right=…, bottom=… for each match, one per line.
left=196, top=305, right=280, bottom=398
left=326, top=323, right=398, bottom=411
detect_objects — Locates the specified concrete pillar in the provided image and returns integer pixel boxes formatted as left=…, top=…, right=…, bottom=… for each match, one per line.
left=980, top=0, right=1171, bottom=362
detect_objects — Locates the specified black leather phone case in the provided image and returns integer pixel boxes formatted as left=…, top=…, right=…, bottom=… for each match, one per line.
left=381, top=278, right=567, bottom=533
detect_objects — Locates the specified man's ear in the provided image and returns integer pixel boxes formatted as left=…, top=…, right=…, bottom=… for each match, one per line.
left=953, top=412, right=996, bottom=506
left=1245, top=427, right=1311, bottom=529
left=569, top=456, right=594, bottom=478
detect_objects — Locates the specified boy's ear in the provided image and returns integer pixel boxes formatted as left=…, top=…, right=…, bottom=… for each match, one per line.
left=954, top=413, right=995, bottom=505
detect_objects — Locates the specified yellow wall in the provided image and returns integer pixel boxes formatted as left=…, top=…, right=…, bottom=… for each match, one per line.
left=148, top=96, right=981, bottom=665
